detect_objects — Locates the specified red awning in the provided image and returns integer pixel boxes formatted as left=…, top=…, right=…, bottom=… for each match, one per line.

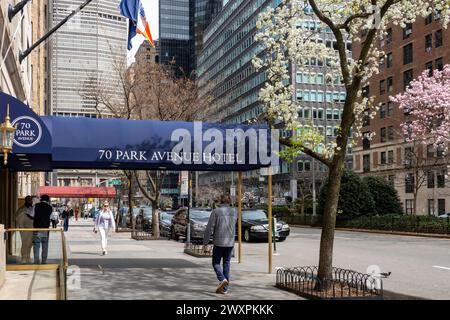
left=39, top=186, right=116, bottom=198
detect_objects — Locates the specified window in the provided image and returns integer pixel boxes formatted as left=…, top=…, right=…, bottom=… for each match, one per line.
left=304, top=161, right=311, bottom=171
left=386, top=52, right=393, bottom=68
left=427, top=171, right=435, bottom=188
left=297, top=161, right=304, bottom=172
left=363, top=109, right=370, bottom=126
left=386, top=28, right=393, bottom=44
left=362, top=86, right=370, bottom=98
left=403, top=23, right=412, bottom=39
left=428, top=199, right=435, bottom=216
left=425, top=13, right=433, bottom=25
left=379, top=79, right=386, bottom=94
left=388, top=150, right=394, bottom=164
left=326, top=126, right=333, bottom=137
left=380, top=127, right=386, bottom=142
left=427, top=144, right=434, bottom=158
left=425, top=34, right=432, bottom=52
left=380, top=103, right=386, bottom=119
left=387, top=101, right=394, bottom=116
left=326, top=109, right=333, bottom=120
left=317, top=74, right=324, bottom=84
left=405, top=174, right=414, bottom=194
left=438, top=199, right=446, bottom=215
left=403, top=44, right=413, bottom=64
left=388, top=126, right=394, bottom=140
left=334, top=109, right=340, bottom=120
left=363, top=132, right=371, bottom=150
left=296, top=72, right=303, bottom=83
left=405, top=199, right=414, bottom=215
left=437, top=171, right=445, bottom=188
left=436, top=57, right=443, bottom=71
left=387, top=77, right=393, bottom=92
left=426, top=61, right=433, bottom=76
left=363, top=154, right=370, bottom=173
left=304, top=109, right=311, bottom=119
left=318, top=109, right=324, bottom=119
left=437, top=145, right=445, bottom=157
left=435, top=29, right=443, bottom=47
left=381, top=152, right=387, bottom=164
left=403, top=69, right=413, bottom=90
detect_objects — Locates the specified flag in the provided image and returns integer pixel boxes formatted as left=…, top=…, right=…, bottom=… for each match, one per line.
left=119, top=0, right=155, bottom=50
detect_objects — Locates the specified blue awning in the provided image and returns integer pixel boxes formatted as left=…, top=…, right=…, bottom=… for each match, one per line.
left=2, top=92, right=278, bottom=172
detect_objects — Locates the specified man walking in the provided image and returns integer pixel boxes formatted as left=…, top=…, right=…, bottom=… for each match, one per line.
left=203, top=195, right=237, bottom=294
left=15, top=196, right=34, bottom=264
left=32, top=195, right=53, bottom=264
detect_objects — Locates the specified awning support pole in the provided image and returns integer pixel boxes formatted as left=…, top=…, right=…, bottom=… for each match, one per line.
left=237, top=171, right=242, bottom=264
left=268, top=166, right=273, bottom=274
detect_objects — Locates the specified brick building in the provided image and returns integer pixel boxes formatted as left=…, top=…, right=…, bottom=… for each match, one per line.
left=353, top=12, right=450, bottom=215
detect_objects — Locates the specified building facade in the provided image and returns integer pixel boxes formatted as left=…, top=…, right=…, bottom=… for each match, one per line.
left=197, top=0, right=351, bottom=204
left=352, top=13, right=450, bottom=215
left=48, top=0, right=128, bottom=188
left=159, top=0, right=195, bottom=77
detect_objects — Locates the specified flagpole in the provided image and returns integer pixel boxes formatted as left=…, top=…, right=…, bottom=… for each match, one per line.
left=19, top=0, right=95, bottom=63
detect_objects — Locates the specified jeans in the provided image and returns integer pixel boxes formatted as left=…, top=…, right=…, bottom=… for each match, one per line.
left=63, top=217, right=69, bottom=232
left=212, top=246, right=234, bottom=288
left=33, top=231, right=49, bottom=264
left=99, top=227, right=110, bottom=251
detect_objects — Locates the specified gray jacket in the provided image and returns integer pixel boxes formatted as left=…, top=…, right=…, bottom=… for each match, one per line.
left=203, top=205, right=237, bottom=247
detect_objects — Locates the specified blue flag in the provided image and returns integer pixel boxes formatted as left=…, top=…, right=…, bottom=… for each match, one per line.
left=119, top=0, right=139, bottom=50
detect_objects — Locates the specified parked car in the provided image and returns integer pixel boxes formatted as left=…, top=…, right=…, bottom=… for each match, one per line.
left=240, top=209, right=290, bottom=242
left=170, top=207, right=212, bottom=240
left=438, top=213, right=450, bottom=219
left=160, top=210, right=175, bottom=237
left=126, top=207, right=141, bottom=228
left=139, top=206, right=153, bottom=231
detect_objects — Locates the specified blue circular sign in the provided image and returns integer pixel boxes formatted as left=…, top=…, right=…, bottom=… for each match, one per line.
left=12, top=116, right=42, bottom=148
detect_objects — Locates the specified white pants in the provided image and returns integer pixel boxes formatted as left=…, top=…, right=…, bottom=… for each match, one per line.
left=99, top=227, right=110, bottom=251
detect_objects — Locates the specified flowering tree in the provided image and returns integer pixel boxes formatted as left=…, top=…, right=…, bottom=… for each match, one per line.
left=253, top=0, right=450, bottom=287
left=391, top=65, right=450, bottom=154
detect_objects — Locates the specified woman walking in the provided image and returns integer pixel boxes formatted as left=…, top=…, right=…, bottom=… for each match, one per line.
left=94, top=201, right=116, bottom=255
left=50, top=206, right=60, bottom=228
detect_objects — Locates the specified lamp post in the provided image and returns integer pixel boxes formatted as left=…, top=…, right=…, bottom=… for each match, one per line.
left=1, top=105, right=17, bottom=165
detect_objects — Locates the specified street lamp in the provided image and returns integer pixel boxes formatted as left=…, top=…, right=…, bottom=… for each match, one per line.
left=0, top=105, right=17, bottom=165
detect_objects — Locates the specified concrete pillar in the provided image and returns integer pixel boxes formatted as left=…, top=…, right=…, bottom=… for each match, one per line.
left=0, top=225, right=5, bottom=289
left=290, top=179, right=297, bottom=200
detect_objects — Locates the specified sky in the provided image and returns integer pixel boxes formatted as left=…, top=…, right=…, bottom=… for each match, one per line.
left=127, top=0, right=159, bottom=63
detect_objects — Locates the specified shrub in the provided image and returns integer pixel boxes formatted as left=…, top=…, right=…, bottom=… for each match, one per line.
left=318, top=169, right=375, bottom=217
left=363, top=176, right=403, bottom=215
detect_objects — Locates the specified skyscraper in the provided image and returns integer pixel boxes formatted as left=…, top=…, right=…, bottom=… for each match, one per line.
left=159, top=0, right=195, bottom=77
left=49, top=0, right=127, bottom=117
left=48, top=0, right=127, bottom=187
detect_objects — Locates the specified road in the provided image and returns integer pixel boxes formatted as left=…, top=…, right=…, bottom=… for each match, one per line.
left=266, top=226, right=450, bottom=299
left=65, top=221, right=450, bottom=300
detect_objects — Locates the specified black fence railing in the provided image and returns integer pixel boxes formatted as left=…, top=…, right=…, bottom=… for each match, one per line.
left=284, top=214, right=450, bottom=235
left=276, top=266, right=383, bottom=300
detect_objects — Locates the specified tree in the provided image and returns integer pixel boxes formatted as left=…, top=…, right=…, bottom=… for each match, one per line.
left=253, top=0, right=450, bottom=286
left=391, top=65, right=450, bottom=155
left=363, top=176, right=403, bottom=215
left=83, top=45, right=212, bottom=238
left=318, top=170, right=375, bottom=217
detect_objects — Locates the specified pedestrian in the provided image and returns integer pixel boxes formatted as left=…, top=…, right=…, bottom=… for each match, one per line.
left=62, top=206, right=70, bottom=232
left=14, top=196, right=34, bottom=264
left=32, top=195, right=53, bottom=264
left=75, top=207, right=79, bottom=221
left=50, top=206, right=60, bottom=229
left=94, top=201, right=116, bottom=255
left=203, top=195, right=237, bottom=294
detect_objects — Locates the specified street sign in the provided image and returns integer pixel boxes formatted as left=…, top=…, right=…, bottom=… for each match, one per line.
left=108, top=179, right=122, bottom=186
left=230, top=186, right=236, bottom=197
left=260, top=166, right=280, bottom=176
left=180, top=171, right=189, bottom=196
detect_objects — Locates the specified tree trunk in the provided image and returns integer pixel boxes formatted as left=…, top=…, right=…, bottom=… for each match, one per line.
left=151, top=201, right=160, bottom=238
left=316, top=157, right=345, bottom=290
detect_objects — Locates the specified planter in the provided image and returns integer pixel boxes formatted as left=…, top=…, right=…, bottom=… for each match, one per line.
left=276, top=266, right=383, bottom=300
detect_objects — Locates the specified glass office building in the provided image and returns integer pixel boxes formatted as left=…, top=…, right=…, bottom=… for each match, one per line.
left=49, top=0, right=127, bottom=117
left=197, top=0, right=351, bottom=199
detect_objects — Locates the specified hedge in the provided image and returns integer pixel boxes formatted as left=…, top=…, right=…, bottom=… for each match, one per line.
left=284, top=214, right=450, bottom=235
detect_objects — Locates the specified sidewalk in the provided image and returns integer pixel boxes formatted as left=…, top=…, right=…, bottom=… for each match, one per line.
left=0, top=270, right=58, bottom=300
left=65, top=220, right=301, bottom=300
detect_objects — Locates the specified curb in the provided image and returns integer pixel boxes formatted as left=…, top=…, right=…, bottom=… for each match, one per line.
left=291, top=225, right=450, bottom=239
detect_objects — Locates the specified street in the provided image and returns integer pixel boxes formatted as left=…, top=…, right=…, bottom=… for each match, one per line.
left=65, top=221, right=450, bottom=300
